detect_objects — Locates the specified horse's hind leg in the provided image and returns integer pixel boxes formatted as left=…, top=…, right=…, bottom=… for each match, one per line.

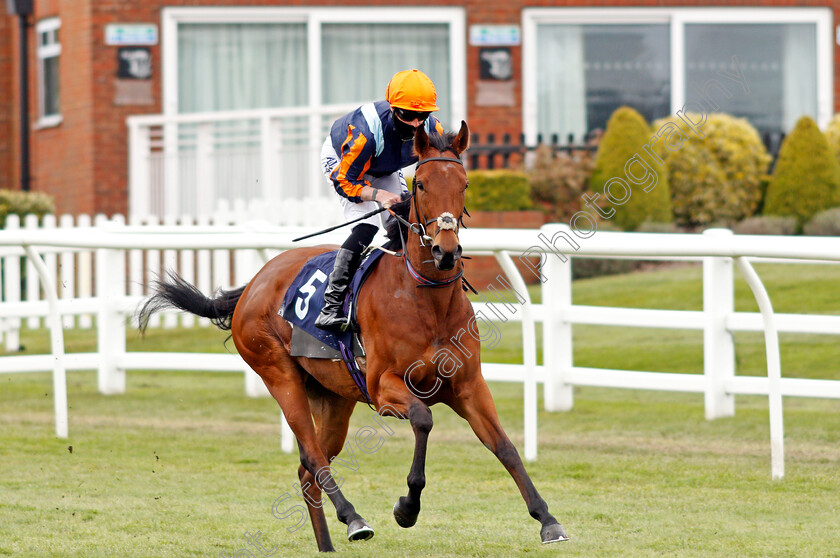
left=255, top=358, right=372, bottom=552
left=450, top=378, right=568, bottom=544
left=377, top=372, right=433, bottom=529
left=298, top=381, right=373, bottom=546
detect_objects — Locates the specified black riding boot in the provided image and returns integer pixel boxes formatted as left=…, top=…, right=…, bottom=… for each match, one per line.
left=315, top=248, right=361, bottom=332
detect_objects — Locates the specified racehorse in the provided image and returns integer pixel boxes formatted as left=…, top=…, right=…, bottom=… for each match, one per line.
left=138, top=121, right=568, bottom=552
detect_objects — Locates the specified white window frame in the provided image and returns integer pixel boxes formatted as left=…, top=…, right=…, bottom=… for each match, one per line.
left=160, top=7, right=467, bottom=125
left=522, top=7, right=833, bottom=143
left=35, top=17, right=62, bottom=128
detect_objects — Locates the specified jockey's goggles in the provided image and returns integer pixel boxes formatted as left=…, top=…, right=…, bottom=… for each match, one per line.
left=393, top=107, right=431, bottom=123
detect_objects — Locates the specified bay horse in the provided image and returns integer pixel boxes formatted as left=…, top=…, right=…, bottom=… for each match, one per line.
left=138, top=121, right=568, bottom=552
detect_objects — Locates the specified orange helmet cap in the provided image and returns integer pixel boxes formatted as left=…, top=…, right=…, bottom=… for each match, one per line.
left=385, top=69, right=440, bottom=112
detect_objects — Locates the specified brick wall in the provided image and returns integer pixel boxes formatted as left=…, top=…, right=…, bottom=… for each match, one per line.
left=462, top=210, right=546, bottom=287
left=5, top=0, right=840, bottom=216
left=89, top=2, right=163, bottom=216
left=28, top=0, right=96, bottom=214
left=0, top=15, right=16, bottom=191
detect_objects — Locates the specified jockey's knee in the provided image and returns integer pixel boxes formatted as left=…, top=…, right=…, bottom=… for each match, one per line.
left=342, top=223, right=378, bottom=252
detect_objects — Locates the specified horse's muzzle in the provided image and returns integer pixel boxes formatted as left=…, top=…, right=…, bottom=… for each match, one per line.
left=431, top=243, right=462, bottom=271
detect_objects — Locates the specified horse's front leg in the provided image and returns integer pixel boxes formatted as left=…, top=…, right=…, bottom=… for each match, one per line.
left=450, top=376, right=568, bottom=544
left=376, top=371, right=433, bottom=528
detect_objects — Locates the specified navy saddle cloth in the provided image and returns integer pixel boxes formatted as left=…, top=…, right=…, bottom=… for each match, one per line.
left=280, top=248, right=385, bottom=357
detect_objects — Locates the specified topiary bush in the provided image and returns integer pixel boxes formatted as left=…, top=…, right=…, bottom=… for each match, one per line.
left=733, top=216, right=797, bottom=236
left=651, top=113, right=771, bottom=228
left=0, top=189, right=56, bottom=228
left=463, top=170, right=533, bottom=211
left=764, top=116, right=840, bottom=228
left=590, top=106, right=672, bottom=231
left=803, top=207, right=840, bottom=236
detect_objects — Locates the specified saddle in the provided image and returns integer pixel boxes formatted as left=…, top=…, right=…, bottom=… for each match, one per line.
left=279, top=248, right=386, bottom=401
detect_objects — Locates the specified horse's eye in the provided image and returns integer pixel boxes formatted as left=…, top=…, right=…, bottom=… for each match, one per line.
left=415, top=180, right=424, bottom=191
left=465, top=182, right=469, bottom=189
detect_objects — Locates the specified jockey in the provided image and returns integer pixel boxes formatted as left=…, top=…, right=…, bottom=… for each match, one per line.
left=315, top=69, right=445, bottom=332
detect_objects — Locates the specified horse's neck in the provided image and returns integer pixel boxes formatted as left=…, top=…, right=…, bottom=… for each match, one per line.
left=401, top=235, right=468, bottom=315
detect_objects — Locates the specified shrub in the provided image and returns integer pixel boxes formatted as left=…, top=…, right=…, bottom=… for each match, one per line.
left=572, top=257, right=641, bottom=280
left=569, top=218, right=641, bottom=278
left=803, top=207, right=840, bottom=236
left=636, top=221, right=679, bottom=233
left=464, top=170, right=533, bottom=211
left=764, top=116, right=840, bottom=228
left=824, top=113, right=840, bottom=166
left=590, top=106, right=672, bottom=231
left=0, top=189, right=56, bottom=229
left=651, top=113, right=771, bottom=228
left=733, top=216, right=797, bottom=236
left=526, top=142, right=597, bottom=222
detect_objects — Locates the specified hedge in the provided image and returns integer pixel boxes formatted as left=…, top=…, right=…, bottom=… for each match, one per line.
left=463, top=170, right=533, bottom=212
left=0, top=189, right=56, bottom=228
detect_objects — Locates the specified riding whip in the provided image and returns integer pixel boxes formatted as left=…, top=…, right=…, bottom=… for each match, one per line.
left=292, top=206, right=387, bottom=242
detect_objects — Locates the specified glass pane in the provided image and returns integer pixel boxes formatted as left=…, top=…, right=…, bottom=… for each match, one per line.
left=321, top=23, right=452, bottom=128
left=177, top=23, right=307, bottom=113
left=685, top=23, right=816, bottom=135
left=537, top=24, right=670, bottom=139
left=43, top=56, right=60, bottom=116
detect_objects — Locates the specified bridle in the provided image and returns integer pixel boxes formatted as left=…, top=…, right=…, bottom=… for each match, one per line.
left=411, top=156, right=465, bottom=245
left=386, top=154, right=475, bottom=291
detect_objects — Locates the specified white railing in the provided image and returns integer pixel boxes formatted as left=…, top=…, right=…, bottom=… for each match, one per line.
left=2, top=218, right=840, bottom=479
left=126, top=104, right=358, bottom=222
left=0, top=207, right=342, bottom=345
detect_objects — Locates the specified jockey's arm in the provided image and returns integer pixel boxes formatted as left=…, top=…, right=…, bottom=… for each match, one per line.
left=333, top=175, right=400, bottom=208
left=331, top=128, right=401, bottom=208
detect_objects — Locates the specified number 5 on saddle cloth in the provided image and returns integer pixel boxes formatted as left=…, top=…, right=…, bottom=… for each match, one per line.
left=278, top=248, right=386, bottom=402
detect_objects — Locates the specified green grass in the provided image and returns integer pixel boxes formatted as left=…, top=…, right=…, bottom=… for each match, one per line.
left=1, top=262, right=840, bottom=557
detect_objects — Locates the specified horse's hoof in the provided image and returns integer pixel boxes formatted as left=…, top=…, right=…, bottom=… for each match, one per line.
left=347, top=518, right=374, bottom=542
left=392, top=498, right=419, bottom=528
left=540, top=522, right=569, bottom=544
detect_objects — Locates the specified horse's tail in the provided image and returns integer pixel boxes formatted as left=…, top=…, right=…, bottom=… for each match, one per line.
left=137, top=270, right=246, bottom=333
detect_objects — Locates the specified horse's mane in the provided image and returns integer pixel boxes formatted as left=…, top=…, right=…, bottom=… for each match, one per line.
left=383, top=131, right=459, bottom=251
left=427, top=130, right=459, bottom=154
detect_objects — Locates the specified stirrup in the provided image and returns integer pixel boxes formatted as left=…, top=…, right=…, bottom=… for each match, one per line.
left=315, top=309, right=350, bottom=332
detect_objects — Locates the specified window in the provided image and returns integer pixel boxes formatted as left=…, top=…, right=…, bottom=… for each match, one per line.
left=164, top=8, right=465, bottom=128
left=536, top=23, right=670, bottom=139
left=683, top=23, right=817, bottom=134
left=36, top=17, right=61, bottom=127
left=177, top=22, right=308, bottom=113
left=523, top=8, right=832, bottom=141
left=153, top=7, right=465, bottom=216
left=321, top=22, right=451, bottom=122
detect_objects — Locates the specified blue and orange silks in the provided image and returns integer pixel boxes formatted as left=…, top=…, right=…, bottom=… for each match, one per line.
left=328, top=100, right=444, bottom=202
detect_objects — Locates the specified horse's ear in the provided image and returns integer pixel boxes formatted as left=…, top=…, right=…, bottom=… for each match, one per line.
left=453, top=120, right=470, bottom=155
left=414, top=124, right=430, bottom=156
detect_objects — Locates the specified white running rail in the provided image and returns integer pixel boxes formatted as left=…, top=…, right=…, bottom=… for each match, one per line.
left=2, top=219, right=840, bottom=479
